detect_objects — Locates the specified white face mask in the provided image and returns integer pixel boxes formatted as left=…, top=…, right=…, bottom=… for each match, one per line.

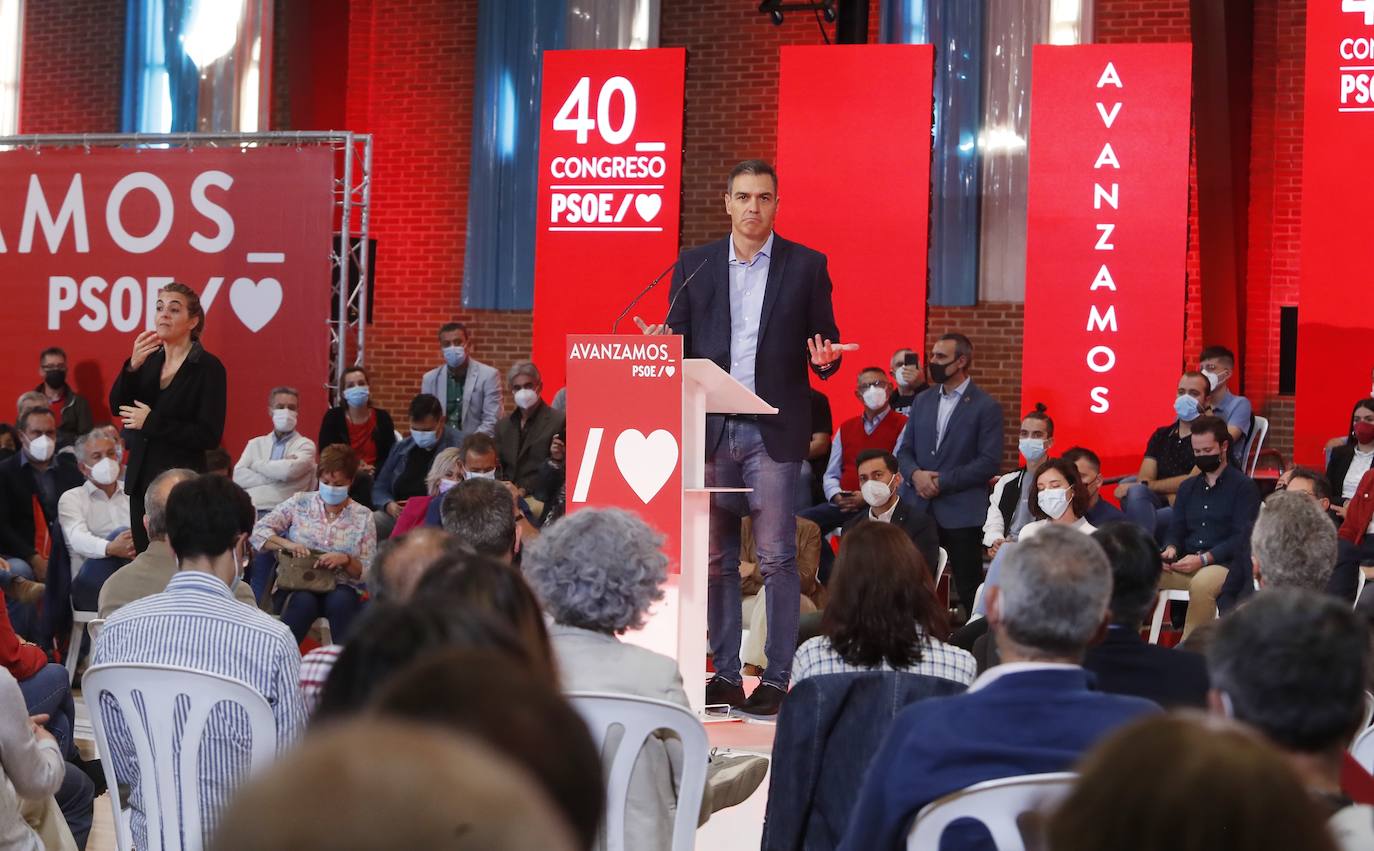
left=25, top=434, right=54, bottom=463
left=860, top=476, right=894, bottom=508
left=1203, top=369, right=1222, bottom=391
left=513, top=388, right=539, bottom=410
left=89, top=457, right=120, bottom=486
left=272, top=409, right=298, bottom=434
left=1038, top=487, right=1071, bottom=520
left=861, top=386, right=888, bottom=411
left=467, top=469, right=497, bottom=481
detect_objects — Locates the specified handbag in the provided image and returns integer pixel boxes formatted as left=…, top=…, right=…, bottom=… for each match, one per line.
left=274, top=550, right=337, bottom=593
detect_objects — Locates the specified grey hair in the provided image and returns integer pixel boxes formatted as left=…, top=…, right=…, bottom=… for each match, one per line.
left=1252, top=490, right=1337, bottom=592
left=424, top=447, right=465, bottom=496
left=522, top=508, right=667, bottom=634
left=73, top=427, right=118, bottom=460
left=366, top=527, right=461, bottom=602
left=268, top=386, right=299, bottom=406
left=997, top=526, right=1112, bottom=658
left=15, top=391, right=47, bottom=420
left=440, top=478, right=517, bottom=559
left=506, top=361, right=541, bottom=389
left=145, top=468, right=197, bottom=541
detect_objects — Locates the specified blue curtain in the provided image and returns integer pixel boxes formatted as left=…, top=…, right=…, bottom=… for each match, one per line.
left=122, top=0, right=199, bottom=133
left=881, top=0, right=983, bottom=307
left=462, top=0, right=566, bottom=311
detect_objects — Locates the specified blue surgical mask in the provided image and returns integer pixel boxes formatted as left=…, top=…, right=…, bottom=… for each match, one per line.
left=1174, top=394, right=1201, bottom=422
left=342, top=386, right=369, bottom=407
left=1018, top=438, right=1047, bottom=463
left=412, top=429, right=438, bottom=449
left=319, top=481, right=350, bottom=506
left=443, top=345, right=466, bottom=368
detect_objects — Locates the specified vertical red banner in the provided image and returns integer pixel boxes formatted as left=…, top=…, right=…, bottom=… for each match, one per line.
left=1294, top=1, right=1374, bottom=465
left=1021, top=45, right=1192, bottom=477
left=532, top=49, right=685, bottom=396
left=776, top=45, right=933, bottom=415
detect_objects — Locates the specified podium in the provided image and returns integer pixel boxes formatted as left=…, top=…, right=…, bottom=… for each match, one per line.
left=564, top=336, right=776, bottom=715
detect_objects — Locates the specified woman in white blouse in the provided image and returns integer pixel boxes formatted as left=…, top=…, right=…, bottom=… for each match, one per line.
left=1018, top=458, right=1098, bottom=541
left=1325, top=398, right=1374, bottom=516
left=0, top=667, right=71, bottom=851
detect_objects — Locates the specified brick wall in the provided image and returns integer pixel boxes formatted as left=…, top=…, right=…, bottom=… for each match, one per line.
left=19, top=0, right=124, bottom=133
left=927, top=303, right=1026, bottom=469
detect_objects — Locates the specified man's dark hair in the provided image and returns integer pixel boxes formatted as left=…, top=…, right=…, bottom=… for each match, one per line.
left=1190, top=415, right=1231, bottom=452
left=1209, top=590, right=1370, bottom=754
left=408, top=393, right=443, bottom=423
left=38, top=347, right=66, bottom=364
left=1091, top=522, right=1162, bottom=626
left=1023, top=402, right=1054, bottom=437
left=204, top=447, right=233, bottom=475
left=1286, top=466, right=1331, bottom=501
left=17, top=407, right=54, bottom=433
left=855, top=448, right=899, bottom=475
left=1200, top=345, right=1236, bottom=367
left=726, top=159, right=778, bottom=194
left=938, top=332, right=973, bottom=366
left=437, top=321, right=468, bottom=341
left=441, top=478, right=517, bottom=558
left=1062, top=446, right=1101, bottom=472
left=166, top=474, right=254, bottom=562
left=461, top=431, right=498, bottom=461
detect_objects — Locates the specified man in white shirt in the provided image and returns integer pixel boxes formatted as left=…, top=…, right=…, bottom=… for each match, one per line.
left=58, top=426, right=133, bottom=611
left=233, top=386, right=317, bottom=514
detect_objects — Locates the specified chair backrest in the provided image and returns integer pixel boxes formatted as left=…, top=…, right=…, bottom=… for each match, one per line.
left=935, top=548, right=948, bottom=584
left=1362, top=691, right=1374, bottom=734
left=907, top=773, right=1077, bottom=851
left=83, top=663, right=279, bottom=851
left=1245, top=415, right=1270, bottom=476
left=568, top=692, right=709, bottom=851
left=87, top=618, right=105, bottom=642
left=1353, top=723, right=1374, bottom=772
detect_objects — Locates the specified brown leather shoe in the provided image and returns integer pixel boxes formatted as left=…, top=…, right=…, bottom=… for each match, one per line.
left=7, top=578, right=45, bottom=606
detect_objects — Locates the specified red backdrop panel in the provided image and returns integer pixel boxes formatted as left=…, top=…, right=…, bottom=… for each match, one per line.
left=776, top=45, right=933, bottom=419
left=0, top=147, right=335, bottom=456
left=1021, top=45, right=1192, bottom=477
left=532, top=49, right=685, bottom=396
left=1293, top=1, right=1374, bottom=465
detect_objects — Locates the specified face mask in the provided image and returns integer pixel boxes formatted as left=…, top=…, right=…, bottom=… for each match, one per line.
left=1355, top=422, right=1374, bottom=445
left=1203, top=369, right=1222, bottom=391
left=89, top=457, right=120, bottom=486
left=412, top=429, right=438, bottom=450
left=513, top=388, right=540, bottom=410
left=443, top=345, right=466, bottom=368
left=467, top=468, right=497, bottom=480
left=861, top=386, right=888, bottom=411
left=928, top=360, right=954, bottom=384
left=1019, top=438, right=1047, bottom=463
left=271, top=409, right=298, bottom=434
left=25, top=434, right=54, bottom=463
left=343, top=386, right=370, bottom=408
left=1174, top=394, right=1201, bottom=422
left=319, top=481, right=350, bottom=506
left=43, top=368, right=66, bottom=389
left=437, top=478, right=459, bottom=494
left=1194, top=453, right=1223, bottom=474
left=860, top=476, right=894, bottom=508
left=1037, top=487, right=1071, bottom=519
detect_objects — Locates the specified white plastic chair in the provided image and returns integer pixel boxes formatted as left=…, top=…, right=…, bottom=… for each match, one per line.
left=569, top=692, right=709, bottom=851
left=969, top=582, right=986, bottom=621
left=1244, top=415, right=1269, bottom=476
left=907, top=772, right=1077, bottom=850
left=1357, top=569, right=1368, bottom=610
left=83, top=663, right=279, bottom=851
left=935, top=547, right=948, bottom=585
left=87, top=618, right=105, bottom=643
left=1362, top=691, right=1374, bottom=733
left=1147, top=589, right=1191, bottom=644
left=66, top=608, right=98, bottom=683
left=1353, top=723, right=1374, bottom=772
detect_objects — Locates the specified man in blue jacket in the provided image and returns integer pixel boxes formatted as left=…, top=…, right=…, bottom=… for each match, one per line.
left=839, top=526, right=1158, bottom=850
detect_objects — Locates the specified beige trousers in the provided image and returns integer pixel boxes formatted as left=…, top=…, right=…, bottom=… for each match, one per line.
left=1158, top=564, right=1229, bottom=639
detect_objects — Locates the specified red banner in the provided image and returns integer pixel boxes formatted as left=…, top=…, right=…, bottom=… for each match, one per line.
left=565, top=334, right=683, bottom=568
left=776, top=45, right=933, bottom=414
left=1021, top=45, right=1192, bottom=477
left=1294, top=0, right=1374, bottom=464
left=0, top=147, right=334, bottom=456
left=531, top=49, right=685, bottom=396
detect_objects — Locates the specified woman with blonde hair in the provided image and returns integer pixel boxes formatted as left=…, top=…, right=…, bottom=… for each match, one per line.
left=391, top=447, right=465, bottom=537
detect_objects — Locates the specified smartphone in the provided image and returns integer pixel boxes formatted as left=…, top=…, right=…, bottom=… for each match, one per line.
left=903, top=353, right=919, bottom=367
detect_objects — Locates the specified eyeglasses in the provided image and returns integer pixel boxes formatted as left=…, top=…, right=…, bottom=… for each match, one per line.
left=858, top=381, right=888, bottom=391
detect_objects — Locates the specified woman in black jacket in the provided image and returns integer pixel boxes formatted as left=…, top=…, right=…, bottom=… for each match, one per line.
left=1326, top=397, right=1374, bottom=514
left=110, top=283, right=226, bottom=552
left=318, top=365, right=396, bottom=507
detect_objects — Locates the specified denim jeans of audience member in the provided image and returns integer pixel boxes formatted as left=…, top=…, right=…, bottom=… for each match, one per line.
left=248, top=551, right=277, bottom=606
left=1121, top=483, right=1173, bottom=540
left=17, top=663, right=76, bottom=759
left=71, top=528, right=133, bottom=612
left=57, top=761, right=94, bottom=849
left=2, top=557, right=38, bottom=639
left=275, top=587, right=364, bottom=644
left=707, top=419, right=801, bottom=688
left=794, top=461, right=814, bottom=514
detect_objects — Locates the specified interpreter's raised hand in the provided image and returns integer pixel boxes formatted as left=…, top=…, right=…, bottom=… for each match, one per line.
left=130, top=330, right=161, bottom=371
left=119, top=402, right=152, bottom=431
left=808, top=335, right=859, bottom=368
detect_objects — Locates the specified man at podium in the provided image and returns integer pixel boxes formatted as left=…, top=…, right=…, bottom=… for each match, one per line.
left=639, top=160, right=850, bottom=717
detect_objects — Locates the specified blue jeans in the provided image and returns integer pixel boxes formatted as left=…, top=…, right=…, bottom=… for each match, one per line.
left=275, top=587, right=365, bottom=644
left=707, top=419, right=801, bottom=688
left=249, top=552, right=277, bottom=605
left=18, top=663, right=75, bottom=759
left=70, top=557, right=128, bottom=612
left=1122, top=483, right=1173, bottom=542
left=2, top=557, right=38, bottom=640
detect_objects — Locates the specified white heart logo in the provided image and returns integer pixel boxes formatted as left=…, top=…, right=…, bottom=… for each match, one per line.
left=229, top=277, right=283, bottom=333
left=614, top=429, right=679, bottom=504
left=634, top=193, right=662, bottom=223
left=664, top=365, right=676, bottom=377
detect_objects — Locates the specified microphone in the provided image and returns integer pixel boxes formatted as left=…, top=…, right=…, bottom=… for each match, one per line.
left=612, top=258, right=680, bottom=334
left=659, top=256, right=710, bottom=327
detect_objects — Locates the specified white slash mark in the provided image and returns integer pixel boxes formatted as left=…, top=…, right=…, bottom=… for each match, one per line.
left=571, top=428, right=605, bottom=504
left=613, top=195, right=633, bottom=223
left=246, top=252, right=285, bottom=263
left=201, top=277, right=225, bottom=311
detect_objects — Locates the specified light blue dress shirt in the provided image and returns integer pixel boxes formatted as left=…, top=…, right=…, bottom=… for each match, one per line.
left=935, top=378, right=971, bottom=449
left=727, top=232, right=774, bottom=394
left=269, top=431, right=295, bottom=461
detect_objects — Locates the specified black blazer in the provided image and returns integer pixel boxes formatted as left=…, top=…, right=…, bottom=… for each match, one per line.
left=495, top=403, right=565, bottom=494
left=841, top=497, right=941, bottom=579
left=318, top=405, right=397, bottom=471
left=1083, top=626, right=1209, bottom=709
left=666, top=234, right=842, bottom=463
left=109, top=342, right=226, bottom=494
left=0, top=452, right=84, bottom=561
left=1326, top=444, right=1369, bottom=506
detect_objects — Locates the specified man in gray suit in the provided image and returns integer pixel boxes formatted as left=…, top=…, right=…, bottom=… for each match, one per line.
left=419, top=322, right=503, bottom=436
left=895, top=333, right=1004, bottom=617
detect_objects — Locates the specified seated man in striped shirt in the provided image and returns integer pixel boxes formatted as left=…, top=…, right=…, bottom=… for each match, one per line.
left=91, top=474, right=305, bottom=849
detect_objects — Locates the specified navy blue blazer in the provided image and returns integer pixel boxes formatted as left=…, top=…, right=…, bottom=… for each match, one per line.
left=894, top=380, right=1004, bottom=529
left=1083, top=625, right=1209, bottom=709
left=665, top=234, right=841, bottom=463
left=837, top=667, right=1158, bottom=851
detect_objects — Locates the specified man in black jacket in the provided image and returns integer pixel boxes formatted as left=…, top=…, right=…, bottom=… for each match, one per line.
left=836, top=450, right=939, bottom=580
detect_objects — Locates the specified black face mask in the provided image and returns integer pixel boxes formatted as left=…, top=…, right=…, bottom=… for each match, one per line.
left=928, top=360, right=956, bottom=384
left=43, top=369, right=66, bottom=390
left=1194, top=453, right=1223, bottom=474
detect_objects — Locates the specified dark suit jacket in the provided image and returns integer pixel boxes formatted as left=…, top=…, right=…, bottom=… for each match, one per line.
left=0, top=453, right=84, bottom=561
left=318, top=404, right=397, bottom=470
left=894, top=380, right=1004, bottom=529
left=109, top=342, right=226, bottom=494
left=1083, top=625, right=1210, bottom=709
left=1327, top=444, right=1367, bottom=507
left=841, top=498, right=940, bottom=579
left=665, top=234, right=841, bottom=463
left=495, top=402, right=565, bottom=494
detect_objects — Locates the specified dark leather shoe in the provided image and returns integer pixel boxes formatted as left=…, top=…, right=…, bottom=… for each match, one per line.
left=735, top=682, right=787, bottom=719
left=705, top=676, right=746, bottom=709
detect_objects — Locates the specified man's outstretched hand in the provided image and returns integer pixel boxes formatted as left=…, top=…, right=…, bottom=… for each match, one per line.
left=808, top=335, right=858, bottom=368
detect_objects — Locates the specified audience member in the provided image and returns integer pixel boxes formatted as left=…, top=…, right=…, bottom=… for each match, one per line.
left=494, top=361, right=564, bottom=499
left=252, top=444, right=376, bottom=644
left=1283, top=469, right=1369, bottom=602
left=12, top=392, right=46, bottom=424
left=888, top=347, right=927, bottom=414
left=203, top=447, right=232, bottom=477
left=1327, top=397, right=1374, bottom=513
left=420, top=321, right=502, bottom=436
left=232, top=386, right=318, bottom=514
left=1117, top=370, right=1209, bottom=537
left=210, top=721, right=581, bottom=851
left=372, top=393, right=462, bottom=539
left=91, top=474, right=304, bottom=848
left=1252, top=490, right=1339, bottom=594
left=531, top=430, right=567, bottom=526
left=0, top=666, right=83, bottom=851
left=983, top=403, right=1055, bottom=555
left=58, top=427, right=133, bottom=611
left=0, top=424, right=17, bottom=461
left=1208, top=590, right=1372, bottom=849
left=838, top=527, right=1157, bottom=850
left=413, top=552, right=555, bottom=669
left=802, top=387, right=834, bottom=512
left=317, top=365, right=396, bottom=507
left=1047, top=714, right=1340, bottom=851
left=1017, top=456, right=1096, bottom=540
left=895, top=333, right=1004, bottom=615
left=1062, top=446, right=1126, bottom=526
left=833, top=449, right=938, bottom=577
left=1084, top=523, right=1209, bottom=708
left=440, top=477, right=523, bottom=562
left=35, top=347, right=92, bottom=448
left=390, top=447, right=463, bottom=537
left=1159, top=415, right=1262, bottom=637
left=97, top=468, right=256, bottom=617
left=1199, top=344, right=1254, bottom=466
